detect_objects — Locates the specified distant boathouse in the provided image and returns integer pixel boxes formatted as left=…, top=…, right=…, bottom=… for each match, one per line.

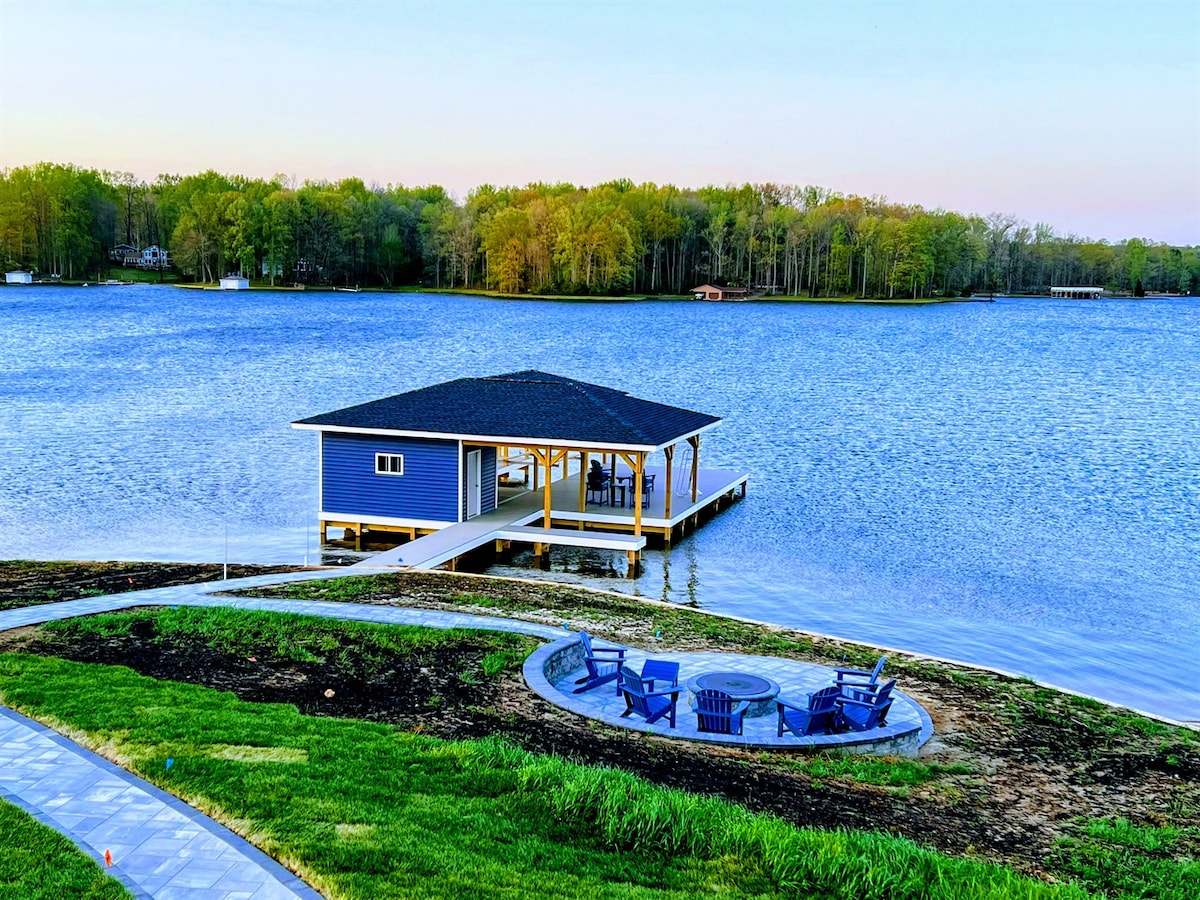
left=292, top=371, right=748, bottom=571
left=691, top=283, right=750, bottom=301
left=1050, top=286, right=1105, bottom=299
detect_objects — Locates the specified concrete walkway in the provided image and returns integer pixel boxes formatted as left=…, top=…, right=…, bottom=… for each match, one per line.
left=0, top=567, right=567, bottom=899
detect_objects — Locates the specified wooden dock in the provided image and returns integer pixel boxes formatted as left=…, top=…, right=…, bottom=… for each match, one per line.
left=352, top=463, right=744, bottom=571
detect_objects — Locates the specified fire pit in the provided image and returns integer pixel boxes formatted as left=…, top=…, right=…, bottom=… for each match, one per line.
left=686, top=671, right=781, bottom=718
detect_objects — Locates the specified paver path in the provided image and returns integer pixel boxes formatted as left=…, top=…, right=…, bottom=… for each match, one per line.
left=0, top=568, right=567, bottom=899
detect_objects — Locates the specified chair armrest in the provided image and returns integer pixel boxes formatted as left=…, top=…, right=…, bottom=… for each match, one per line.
left=775, top=699, right=807, bottom=713
left=731, top=701, right=750, bottom=717
left=644, top=686, right=681, bottom=699
left=835, top=667, right=874, bottom=678
left=837, top=696, right=880, bottom=710
left=837, top=679, right=880, bottom=693
left=588, top=646, right=627, bottom=657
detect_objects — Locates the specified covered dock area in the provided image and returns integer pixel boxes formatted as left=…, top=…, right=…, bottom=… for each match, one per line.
left=294, top=371, right=748, bottom=573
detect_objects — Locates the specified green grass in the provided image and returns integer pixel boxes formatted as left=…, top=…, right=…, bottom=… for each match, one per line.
left=767, top=752, right=973, bottom=788
left=1051, top=818, right=1200, bottom=900
left=0, top=650, right=1088, bottom=900
left=40, top=606, right=538, bottom=678
left=0, top=799, right=133, bottom=899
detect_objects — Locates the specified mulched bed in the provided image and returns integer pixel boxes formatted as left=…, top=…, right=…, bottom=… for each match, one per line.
left=2, top=562, right=1197, bottom=885
left=0, top=561, right=308, bottom=611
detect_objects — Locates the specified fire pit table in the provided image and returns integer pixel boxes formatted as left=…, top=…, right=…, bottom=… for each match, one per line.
left=686, top=671, right=781, bottom=718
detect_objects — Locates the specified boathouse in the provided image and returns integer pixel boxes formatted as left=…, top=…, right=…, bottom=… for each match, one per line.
left=691, top=283, right=750, bottom=301
left=1050, top=285, right=1104, bottom=299
left=5, top=271, right=33, bottom=284
left=219, top=275, right=249, bottom=290
left=291, top=371, right=747, bottom=569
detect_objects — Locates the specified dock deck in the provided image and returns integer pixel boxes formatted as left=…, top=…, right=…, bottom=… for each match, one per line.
left=354, top=464, right=746, bottom=570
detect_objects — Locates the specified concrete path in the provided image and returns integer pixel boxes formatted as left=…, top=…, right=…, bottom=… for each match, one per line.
left=0, top=706, right=320, bottom=900
left=0, top=568, right=567, bottom=899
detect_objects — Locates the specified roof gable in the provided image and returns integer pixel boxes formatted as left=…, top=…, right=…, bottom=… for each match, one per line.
left=294, top=370, right=721, bottom=448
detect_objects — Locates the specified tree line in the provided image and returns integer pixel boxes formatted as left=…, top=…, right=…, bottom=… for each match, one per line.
left=1, top=161, right=1196, bottom=297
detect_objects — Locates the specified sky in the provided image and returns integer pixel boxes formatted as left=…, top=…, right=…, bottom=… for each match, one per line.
left=1, top=0, right=1197, bottom=244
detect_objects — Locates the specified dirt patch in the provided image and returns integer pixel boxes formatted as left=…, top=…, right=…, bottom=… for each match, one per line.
left=0, top=561, right=308, bottom=611
left=2, top=563, right=1197, bottom=884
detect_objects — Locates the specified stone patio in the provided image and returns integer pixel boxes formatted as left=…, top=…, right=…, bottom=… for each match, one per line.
left=523, top=636, right=933, bottom=754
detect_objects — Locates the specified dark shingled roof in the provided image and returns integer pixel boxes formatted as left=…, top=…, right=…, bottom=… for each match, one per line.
left=294, top=370, right=721, bottom=447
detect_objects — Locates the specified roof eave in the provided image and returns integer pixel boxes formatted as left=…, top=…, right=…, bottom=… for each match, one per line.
left=291, top=419, right=721, bottom=453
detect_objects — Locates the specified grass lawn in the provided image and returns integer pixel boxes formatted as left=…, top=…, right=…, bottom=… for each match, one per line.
left=0, top=607, right=1091, bottom=900
left=0, top=799, right=133, bottom=899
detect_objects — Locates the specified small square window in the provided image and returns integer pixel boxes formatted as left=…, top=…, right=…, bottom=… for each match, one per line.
left=375, top=453, right=404, bottom=475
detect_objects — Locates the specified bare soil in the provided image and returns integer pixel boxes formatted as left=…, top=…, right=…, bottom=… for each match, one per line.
left=2, top=563, right=1197, bottom=885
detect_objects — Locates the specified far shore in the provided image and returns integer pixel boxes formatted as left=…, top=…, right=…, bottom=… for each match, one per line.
left=169, top=282, right=986, bottom=305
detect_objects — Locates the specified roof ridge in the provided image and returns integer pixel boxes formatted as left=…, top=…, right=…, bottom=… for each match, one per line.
left=569, top=379, right=656, bottom=445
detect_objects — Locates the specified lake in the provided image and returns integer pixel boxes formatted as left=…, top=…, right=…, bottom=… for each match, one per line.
left=1, top=284, right=1196, bottom=721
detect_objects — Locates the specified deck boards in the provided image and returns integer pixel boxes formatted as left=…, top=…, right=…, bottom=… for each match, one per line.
left=354, top=464, right=746, bottom=570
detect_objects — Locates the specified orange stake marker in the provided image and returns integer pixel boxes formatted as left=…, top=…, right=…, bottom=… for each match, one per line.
left=104, top=849, right=113, bottom=867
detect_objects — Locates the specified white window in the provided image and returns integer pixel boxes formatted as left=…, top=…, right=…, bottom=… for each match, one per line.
left=375, top=453, right=404, bottom=476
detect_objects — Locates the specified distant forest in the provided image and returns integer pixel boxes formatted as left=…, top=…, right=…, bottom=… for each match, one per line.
left=1, top=162, right=1196, bottom=297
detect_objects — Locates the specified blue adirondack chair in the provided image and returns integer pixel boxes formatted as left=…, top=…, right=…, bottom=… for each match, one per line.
left=776, top=685, right=841, bottom=737
left=637, top=659, right=679, bottom=690
left=835, top=655, right=887, bottom=702
left=619, top=667, right=681, bottom=728
left=693, top=689, right=750, bottom=735
left=571, top=630, right=627, bottom=694
left=837, top=678, right=896, bottom=732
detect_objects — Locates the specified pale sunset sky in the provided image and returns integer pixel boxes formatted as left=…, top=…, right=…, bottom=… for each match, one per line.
left=1, top=0, right=1197, bottom=244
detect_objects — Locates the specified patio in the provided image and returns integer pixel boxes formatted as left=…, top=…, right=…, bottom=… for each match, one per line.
left=524, top=635, right=933, bottom=754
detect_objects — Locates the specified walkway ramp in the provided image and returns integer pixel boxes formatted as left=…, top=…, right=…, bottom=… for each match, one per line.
left=353, top=491, right=648, bottom=571
left=354, top=493, right=542, bottom=569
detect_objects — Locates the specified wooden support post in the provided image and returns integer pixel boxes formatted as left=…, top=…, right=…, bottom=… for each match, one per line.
left=663, top=445, right=674, bottom=520
left=633, top=450, right=645, bottom=538
left=354, top=523, right=363, bottom=552
left=578, top=450, right=588, bottom=514
left=318, top=520, right=326, bottom=543
left=532, top=448, right=539, bottom=492
left=542, top=446, right=552, bottom=529
left=688, top=435, right=701, bottom=503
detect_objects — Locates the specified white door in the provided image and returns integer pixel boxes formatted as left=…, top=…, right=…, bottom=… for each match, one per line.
left=467, top=450, right=482, bottom=518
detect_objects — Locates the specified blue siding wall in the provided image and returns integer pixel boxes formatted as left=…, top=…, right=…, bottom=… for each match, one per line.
left=461, top=446, right=497, bottom=518
left=322, top=433, right=459, bottom=522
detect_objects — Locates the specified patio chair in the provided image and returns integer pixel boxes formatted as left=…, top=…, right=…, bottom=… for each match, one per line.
left=637, top=659, right=679, bottom=690
left=776, top=685, right=841, bottom=738
left=586, top=472, right=610, bottom=506
left=835, top=655, right=887, bottom=701
left=693, top=689, right=750, bottom=735
left=619, top=667, right=681, bottom=728
left=571, top=630, right=627, bottom=694
left=837, top=678, right=896, bottom=732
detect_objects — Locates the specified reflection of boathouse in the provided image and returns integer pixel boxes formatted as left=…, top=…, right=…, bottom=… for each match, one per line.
left=292, top=371, right=747, bottom=571
left=1050, top=285, right=1105, bottom=299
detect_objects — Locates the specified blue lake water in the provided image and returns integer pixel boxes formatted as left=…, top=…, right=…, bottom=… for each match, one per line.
left=1, top=285, right=1197, bottom=721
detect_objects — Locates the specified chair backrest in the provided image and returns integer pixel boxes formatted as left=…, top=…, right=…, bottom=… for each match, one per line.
left=640, top=659, right=679, bottom=686
left=695, top=689, right=740, bottom=734
left=586, top=473, right=607, bottom=490
left=620, top=667, right=652, bottom=716
left=869, top=656, right=888, bottom=683
left=809, top=685, right=841, bottom=714
left=872, top=678, right=896, bottom=707
left=578, top=630, right=596, bottom=663
left=855, top=679, right=897, bottom=728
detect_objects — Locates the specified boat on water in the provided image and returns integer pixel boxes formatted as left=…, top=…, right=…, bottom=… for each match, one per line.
left=334, top=286, right=361, bottom=293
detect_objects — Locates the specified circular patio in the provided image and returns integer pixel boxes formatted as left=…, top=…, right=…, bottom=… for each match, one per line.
left=523, top=634, right=933, bottom=753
